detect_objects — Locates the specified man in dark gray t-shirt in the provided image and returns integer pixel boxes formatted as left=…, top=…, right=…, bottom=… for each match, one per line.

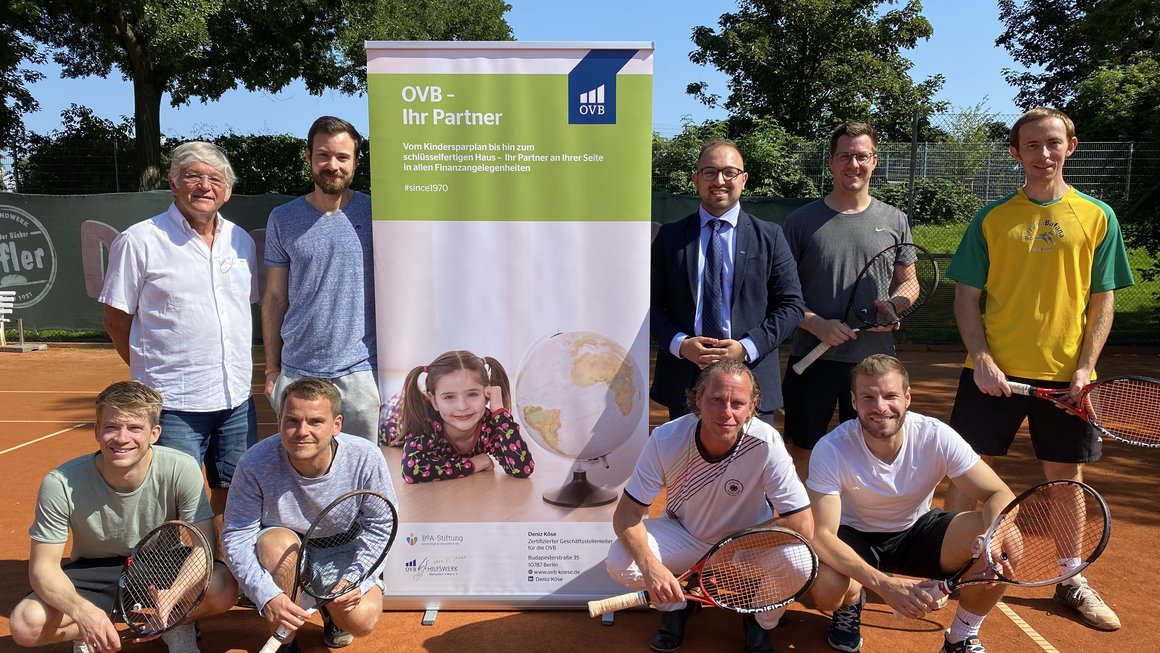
left=781, top=121, right=911, bottom=479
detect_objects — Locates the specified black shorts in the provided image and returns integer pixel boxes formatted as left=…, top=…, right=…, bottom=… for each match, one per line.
left=837, top=510, right=955, bottom=579
left=782, top=358, right=856, bottom=450
left=949, top=368, right=1101, bottom=464
left=59, top=557, right=126, bottom=613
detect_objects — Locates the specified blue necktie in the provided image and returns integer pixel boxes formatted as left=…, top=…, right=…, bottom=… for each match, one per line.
left=702, top=219, right=726, bottom=339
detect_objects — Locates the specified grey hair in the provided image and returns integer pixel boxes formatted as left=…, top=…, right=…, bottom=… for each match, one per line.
left=168, top=141, right=236, bottom=188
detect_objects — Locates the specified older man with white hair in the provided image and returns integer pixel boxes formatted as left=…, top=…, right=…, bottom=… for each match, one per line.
left=100, top=141, right=259, bottom=525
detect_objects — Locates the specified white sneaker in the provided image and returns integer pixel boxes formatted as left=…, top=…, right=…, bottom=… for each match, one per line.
left=161, top=623, right=201, bottom=653
left=1054, top=582, right=1121, bottom=631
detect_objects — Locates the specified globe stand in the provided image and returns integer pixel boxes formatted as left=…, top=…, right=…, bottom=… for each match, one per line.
left=542, top=470, right=617, bottom=507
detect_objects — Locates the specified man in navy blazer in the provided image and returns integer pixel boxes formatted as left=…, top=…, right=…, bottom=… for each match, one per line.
left=651, top=139, right=804, bottom=422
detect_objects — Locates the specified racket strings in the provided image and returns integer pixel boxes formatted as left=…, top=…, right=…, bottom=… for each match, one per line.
left=699, top=533, right=815, bottom=612
left=1088, top=379, right=1160, bottom=446
left=301, top=493, right=396, bottom=600
left=119, top=525, right=210, bottom=634
left=991, top=485, right=1106, bottom=585
left=850, top=245, right=937, bottom=327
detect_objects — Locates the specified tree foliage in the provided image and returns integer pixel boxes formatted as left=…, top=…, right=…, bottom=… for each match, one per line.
left=14, top=105, right=137, bottom=194
left=13, top=106, right=373, bottom=196
left=687, top=0, right=947, bottom=141
left=0, top=0, right=43, bottom=145
left=652, top=118, right=817, bottom=198
left=997, top=0, right=1159, bottom=113
left=9, top=0, right=512, bottom=190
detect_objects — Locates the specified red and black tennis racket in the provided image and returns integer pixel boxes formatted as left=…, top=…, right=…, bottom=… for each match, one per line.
left=928, top=480, right=1110, bottom=597
left=792, top=243, right=939, bottom=375
left=1009, top=375, right=1160, bottom=447
left=113, top=520, right=213, bottom=640
left=257, top=490, right=397, bottom=653
left=587, top=527, right=816, bottom=617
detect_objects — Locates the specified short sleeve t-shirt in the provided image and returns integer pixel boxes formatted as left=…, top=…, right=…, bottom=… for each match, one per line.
left=807, top=411, right=978, bottom=532
left=947, top=187, right=1134, bottom=381
left=30, top=446, right=213, bottom=558
left=783, top=198, right=912, bottom=362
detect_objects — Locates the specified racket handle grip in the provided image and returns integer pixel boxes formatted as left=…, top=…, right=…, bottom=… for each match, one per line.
left=256, top=608, right=320, bottom=653
left=1007, top=382, right=1033, bottom=397
left=792, top=342, right=831, bottom=375
left=588, top=591, right=649, bottom=617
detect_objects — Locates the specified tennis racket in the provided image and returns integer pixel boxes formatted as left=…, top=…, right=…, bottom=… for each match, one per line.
left=112, top=520, right=212, bottom=640
left=1008, top=375, right=1160, bottom=447
left=257, top=490, right=397, bottom=653
left=587, top=527, right=817, bottom=617
left=927, top=480, right=1110, bottom=597
left=792, top=243, right=939, bottom=375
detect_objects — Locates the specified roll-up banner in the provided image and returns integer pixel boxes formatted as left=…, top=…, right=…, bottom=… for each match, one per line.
left=366, top=42, right=654, bottom=608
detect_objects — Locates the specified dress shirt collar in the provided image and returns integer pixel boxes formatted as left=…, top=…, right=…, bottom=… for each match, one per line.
left=698, top=202, right=741, bottom=230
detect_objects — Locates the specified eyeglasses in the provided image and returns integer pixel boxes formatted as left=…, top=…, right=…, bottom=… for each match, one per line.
left=833, top=152, right=877, bottom=165
left=697, top=166, right=746, bottom=181
left=181, top=172, right=227, bottom=189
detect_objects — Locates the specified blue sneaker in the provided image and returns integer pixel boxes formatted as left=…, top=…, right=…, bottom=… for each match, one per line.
left=827, top=589, right=864, bottom=652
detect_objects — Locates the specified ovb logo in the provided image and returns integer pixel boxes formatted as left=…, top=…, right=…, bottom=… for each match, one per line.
left=0, top=205, right=57, bottom=308
left=568, top=49, right=638, bottom=125
left=404, top=559, right=417, bottom=569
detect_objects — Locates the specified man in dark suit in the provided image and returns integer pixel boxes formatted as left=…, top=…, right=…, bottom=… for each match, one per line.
left=651, top=139, right=805, bottom=422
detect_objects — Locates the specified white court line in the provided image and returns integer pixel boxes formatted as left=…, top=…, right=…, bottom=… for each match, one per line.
left=996, top=601, right=1059, bottom=653
left=0, top=423, right=89, bottom=456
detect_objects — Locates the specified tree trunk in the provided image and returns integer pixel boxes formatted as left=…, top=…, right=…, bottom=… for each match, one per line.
left=132, top=76, right=164, bottom=191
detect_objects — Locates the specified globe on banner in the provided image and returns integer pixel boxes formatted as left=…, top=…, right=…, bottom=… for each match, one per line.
left=514, top=331, right=645, bottom=507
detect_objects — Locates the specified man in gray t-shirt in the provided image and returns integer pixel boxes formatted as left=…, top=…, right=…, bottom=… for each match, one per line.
left=781, top=121, right=911, bottom=478
left=262, top=116, right=379, bottom=441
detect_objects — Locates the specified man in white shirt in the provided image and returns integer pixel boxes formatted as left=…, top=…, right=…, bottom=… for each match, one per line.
left=605, top=361, right=813, bottom=653
left=100, top=141, right=259, bottom=526
left=807, top=355, right=1015, bottom=653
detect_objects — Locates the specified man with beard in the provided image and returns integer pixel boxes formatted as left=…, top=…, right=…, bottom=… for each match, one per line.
left=262, top=116, right=379, bottom=446
left=807, top=355, right=1014, bottom=653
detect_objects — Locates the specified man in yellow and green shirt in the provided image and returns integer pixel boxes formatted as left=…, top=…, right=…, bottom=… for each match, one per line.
left=944, top=108, right=1133, bottom=635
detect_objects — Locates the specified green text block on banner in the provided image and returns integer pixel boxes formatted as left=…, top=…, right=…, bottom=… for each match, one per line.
left=368, top=43, right=652, bottom=222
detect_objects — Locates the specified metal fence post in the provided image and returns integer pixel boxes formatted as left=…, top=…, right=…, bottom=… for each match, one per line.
left=907, top=109, right=919, bottom=227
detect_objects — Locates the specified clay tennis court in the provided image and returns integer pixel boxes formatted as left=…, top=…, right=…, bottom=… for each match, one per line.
left=0, top=345, right=1156, bottom=652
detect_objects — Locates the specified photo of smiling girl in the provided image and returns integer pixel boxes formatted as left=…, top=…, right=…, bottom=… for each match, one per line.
left=396, top=350, right=535, bottom=484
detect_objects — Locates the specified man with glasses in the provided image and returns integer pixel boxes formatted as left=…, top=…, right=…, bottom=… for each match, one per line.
left=780, top=121, right=911, bottom=481
left=100, top=141, right=259, bottom=531
left=651, top=138, right=804, bottom=425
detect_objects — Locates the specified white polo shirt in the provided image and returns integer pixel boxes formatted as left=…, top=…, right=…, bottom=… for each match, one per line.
left=100, top=203, right=257, bottom=411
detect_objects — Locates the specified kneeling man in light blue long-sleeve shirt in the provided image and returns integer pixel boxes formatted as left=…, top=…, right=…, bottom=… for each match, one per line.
left=222, top=377, right=397, bottom=651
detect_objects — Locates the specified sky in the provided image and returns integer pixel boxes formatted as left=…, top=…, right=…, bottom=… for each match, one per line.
left=16, top=1, right=1024, bottom=140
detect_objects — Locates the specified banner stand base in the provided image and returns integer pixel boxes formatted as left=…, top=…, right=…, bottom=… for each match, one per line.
left=422, top=608, right=438, bottom=626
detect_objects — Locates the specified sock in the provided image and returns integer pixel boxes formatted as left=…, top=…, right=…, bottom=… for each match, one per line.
left=1058, top=557, right=1082, bottom=581
left=947, top=606, right=986, bottom=643
left=160, top=623, right=200, bottom=653
left=1062, top=570, right=1088, bottom=589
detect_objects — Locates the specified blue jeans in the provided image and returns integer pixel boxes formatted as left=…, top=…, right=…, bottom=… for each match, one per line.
left=159, top=397, right=257, bottom=488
